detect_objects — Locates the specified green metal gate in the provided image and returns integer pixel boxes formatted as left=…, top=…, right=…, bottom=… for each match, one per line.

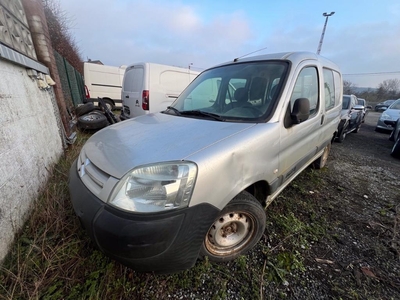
left=54, top=51, right=84, bottom=108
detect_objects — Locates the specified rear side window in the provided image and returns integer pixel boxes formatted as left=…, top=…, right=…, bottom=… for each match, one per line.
left=323, top=68, right=335, bottom=111
left=333, top=71, right=341, bottom=107
left=124, top=67, right=143, bottom=93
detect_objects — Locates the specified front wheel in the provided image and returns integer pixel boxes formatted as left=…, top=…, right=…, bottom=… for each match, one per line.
left=199, top=191, right=266, bottom=262
left=336, top=125, right=347, bottom=143
left=354, top=123, right=361, bottom=133
left=391, top=136, right=400, bottom=158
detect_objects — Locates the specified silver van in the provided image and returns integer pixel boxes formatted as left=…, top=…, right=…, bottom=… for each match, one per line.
left=69, top=52, right=343, bottom=273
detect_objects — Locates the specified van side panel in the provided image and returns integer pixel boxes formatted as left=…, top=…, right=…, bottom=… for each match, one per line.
left=121, top=63, right=199, bottom=119
left=84, top=63, right=126, bottom=108
left=149, top=65, right=198, bottom=113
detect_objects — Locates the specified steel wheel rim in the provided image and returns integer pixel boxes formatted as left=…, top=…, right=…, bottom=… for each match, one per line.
left=205, top=211, right=255, bottom=256
left=81, top=114, right=102, bottom=121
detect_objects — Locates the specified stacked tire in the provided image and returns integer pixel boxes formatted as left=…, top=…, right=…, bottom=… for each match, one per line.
left=75, top=103, right=109, bottom=131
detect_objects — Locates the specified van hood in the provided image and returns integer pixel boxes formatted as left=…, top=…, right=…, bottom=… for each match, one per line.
left=83, top=113, right=256, bottom=178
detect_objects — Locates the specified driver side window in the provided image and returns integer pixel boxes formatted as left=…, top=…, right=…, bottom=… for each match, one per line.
left=290, top=67, right=319, bottom=117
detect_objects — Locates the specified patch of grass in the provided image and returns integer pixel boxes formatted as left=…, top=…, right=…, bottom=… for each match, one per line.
left=1, top=132, right=397, bottom=299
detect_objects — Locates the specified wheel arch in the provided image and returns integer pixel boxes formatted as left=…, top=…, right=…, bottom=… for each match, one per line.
left=241, top=180, right=271, bottom=208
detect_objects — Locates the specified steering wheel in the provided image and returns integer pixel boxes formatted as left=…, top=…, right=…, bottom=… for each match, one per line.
left=242, top=105, right=262, bottom=116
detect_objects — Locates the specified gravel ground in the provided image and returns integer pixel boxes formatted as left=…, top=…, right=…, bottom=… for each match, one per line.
left=278, top=111, right=400, bottom=299
left=159, top=111, right=400, bottom=300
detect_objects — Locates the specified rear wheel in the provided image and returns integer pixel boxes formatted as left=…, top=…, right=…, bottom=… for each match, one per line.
left=336, top=125, right=348, bottom=143
left=313, top=143, right=331, bottom=169
left=102, top=99, right=114, bottom=111
left=200, top=191, right=266, bottom=262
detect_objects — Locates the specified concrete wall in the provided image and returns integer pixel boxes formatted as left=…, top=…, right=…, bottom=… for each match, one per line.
left=0, top=58, right=63, bottom=262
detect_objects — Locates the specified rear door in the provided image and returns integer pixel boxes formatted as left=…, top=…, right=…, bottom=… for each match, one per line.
left=121, top=65, right=145, bottom=118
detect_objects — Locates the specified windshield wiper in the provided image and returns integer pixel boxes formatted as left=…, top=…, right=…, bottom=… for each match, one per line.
left=180, top=110, right=225, bottom=121
left=165, top=106, right=182, bottom=115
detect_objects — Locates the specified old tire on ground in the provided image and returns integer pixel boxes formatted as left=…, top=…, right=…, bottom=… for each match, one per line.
left=390, top=136, right=400, bottom=158
left=77, top=112, right=109, bottom=130
left=312, top=143, right=331, bottom=169
left=75, top=103, right=95, bottom=117
left=200, top=191, right=266, bottom=262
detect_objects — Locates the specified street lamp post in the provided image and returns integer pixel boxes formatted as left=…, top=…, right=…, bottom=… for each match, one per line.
left=317, top=12, right=335, bottom=55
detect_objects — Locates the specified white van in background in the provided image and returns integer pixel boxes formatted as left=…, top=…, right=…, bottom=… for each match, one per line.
left=120, top=63, right=199, bottom=120
left=83, top=62, right=126, bottom=110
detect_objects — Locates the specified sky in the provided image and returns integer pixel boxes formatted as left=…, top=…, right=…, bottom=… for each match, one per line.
left=57, top=0, right=400, bottom=88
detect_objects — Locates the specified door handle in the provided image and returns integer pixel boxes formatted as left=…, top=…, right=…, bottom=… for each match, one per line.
left=125, top=95, right=129, bottom=98
left=320, top=114, right=325, bottom=125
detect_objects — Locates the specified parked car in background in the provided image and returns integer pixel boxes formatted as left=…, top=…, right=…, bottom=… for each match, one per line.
left=336, top=94, right=364, bottom=142
left=375, top=99, right=400, bottom=132
left=357, top=98, right=371, bottom=123
left=375, top=99, right=396, bottom=112
left=387, top=119, right=400, bottom=158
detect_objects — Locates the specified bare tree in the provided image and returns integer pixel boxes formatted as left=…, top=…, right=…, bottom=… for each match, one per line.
left=376, top=79, right=400, bottom=100
left=42, top=0, right=83, bottom=73
left=343, top=80, right=356, bottom=95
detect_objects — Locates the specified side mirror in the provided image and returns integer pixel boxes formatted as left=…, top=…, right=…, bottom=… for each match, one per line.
left=291, top=98, right=310, bottom=124
left=353, top=104, right=364, bottom=110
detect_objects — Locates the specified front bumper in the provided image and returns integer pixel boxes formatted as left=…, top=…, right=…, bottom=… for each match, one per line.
left=376, top=119, right=393, bottom=131
left=69, top=160, right=220, bottom=273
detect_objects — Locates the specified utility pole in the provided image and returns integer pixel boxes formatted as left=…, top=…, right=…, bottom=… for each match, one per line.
left=317, top=12, right=335, bottom=55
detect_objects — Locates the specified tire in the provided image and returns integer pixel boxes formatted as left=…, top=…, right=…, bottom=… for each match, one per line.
left=312, top=143, right=331, bottom=169
left=391, top=136, right=400, bottom=158
left=353, top=123, right=361, bottom=133
left=389, top=130, right=395, bottom=142
left=199, top=191, right=266, bottom=262
left=102, top=99, right=114, bottom=111
left=336, top=125, right=348, bottom=143
left=77, top=112, right=109, bottom=130
left=75, top=103, right=95, bottom=117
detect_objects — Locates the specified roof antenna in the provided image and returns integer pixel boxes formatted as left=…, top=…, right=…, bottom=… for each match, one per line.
left=233, top=46, right=268, bottom=62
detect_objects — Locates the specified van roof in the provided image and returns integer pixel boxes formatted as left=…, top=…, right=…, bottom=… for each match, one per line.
left=214, top=51, right=340, bottom=71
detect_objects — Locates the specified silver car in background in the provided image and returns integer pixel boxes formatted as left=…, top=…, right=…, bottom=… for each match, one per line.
left=375, top=99, right=400, bottom=132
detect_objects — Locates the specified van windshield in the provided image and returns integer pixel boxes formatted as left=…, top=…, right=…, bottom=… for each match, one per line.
left=165, top=61, right=289, bottom=122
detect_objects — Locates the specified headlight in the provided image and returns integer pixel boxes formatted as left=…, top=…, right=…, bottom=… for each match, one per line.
left=380, top=112, right=392, bottom=120
left=109, top=162, right=197, bottom=213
